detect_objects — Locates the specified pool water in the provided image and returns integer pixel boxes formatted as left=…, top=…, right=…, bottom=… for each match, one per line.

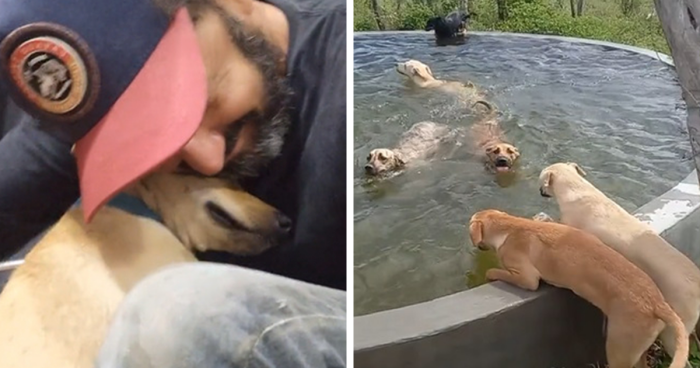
left=353, top=32, right=692, bottom=316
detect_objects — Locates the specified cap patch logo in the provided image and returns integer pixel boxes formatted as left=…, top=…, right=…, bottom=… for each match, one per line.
left=10, top=36, right=87, bottom=114
left=0, top=23, right=100, bottom=122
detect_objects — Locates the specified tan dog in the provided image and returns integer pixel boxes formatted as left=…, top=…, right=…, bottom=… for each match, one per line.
left=469, top=209, right=689, bottom=368
left=469, top=113, right=519, bottom=173
left=0, top=172, right=289, bottom=368
left=538, top=162, right=700, bottom=359
left=395, top=59, right=492, bottom=111
left=364, top=121, right=450, bottom=176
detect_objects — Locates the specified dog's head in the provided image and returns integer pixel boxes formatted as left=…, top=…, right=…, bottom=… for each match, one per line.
left=468, top=209, right=509, bottom=251
left=134, top=173, right=291, bottom=255
left=365, top=148, right=405, bottom=176
left=396, top=60, right=436, bottom=85
left=485, top=143, right=520, bottom=173
left=453, top=11, right=470, bottom=33
left=425, top=17, right=441, bottom=31
left=538, top=162, right=587, bottom=198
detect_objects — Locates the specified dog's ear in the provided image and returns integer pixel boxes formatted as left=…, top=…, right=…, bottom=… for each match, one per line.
left=469, top=221, right=484, bottom=247
left=394, top=153, right=406, bottom=167
left=542, top=171, right=553, bottom=190
left=510, top=146, right=520, bottom=158
left=412, top=68, right=430, bottom=81
left=569, top=163, right=587, bottom=177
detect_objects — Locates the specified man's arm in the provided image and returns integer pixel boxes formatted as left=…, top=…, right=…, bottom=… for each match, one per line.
left=290, top=20, right=347, bottom=289
left=0, top=100, right=79, bottom=260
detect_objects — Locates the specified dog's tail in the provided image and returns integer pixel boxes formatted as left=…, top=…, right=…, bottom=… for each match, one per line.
left=472, top=100, right=497, bottom=117
left=655, top=302, right=689, bottom=368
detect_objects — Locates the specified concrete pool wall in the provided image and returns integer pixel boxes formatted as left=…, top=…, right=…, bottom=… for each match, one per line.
left=354, top=31, right=697, bottom=368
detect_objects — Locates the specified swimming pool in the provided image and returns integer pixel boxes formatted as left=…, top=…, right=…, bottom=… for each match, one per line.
left=353, top=32, right=691, bottom=316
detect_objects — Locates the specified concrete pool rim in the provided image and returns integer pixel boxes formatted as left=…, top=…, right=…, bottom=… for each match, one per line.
left=354, top=31, right=698, bottom=362
left=353, top=30, right=674, bottom=66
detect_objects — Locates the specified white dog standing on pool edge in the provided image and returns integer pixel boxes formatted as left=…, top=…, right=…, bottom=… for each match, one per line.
left=538, top=162, right=700, bottom=361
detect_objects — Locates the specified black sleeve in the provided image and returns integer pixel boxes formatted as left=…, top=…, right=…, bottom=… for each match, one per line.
left=0, top=99, right=80, bottom=260
left=199, top=9, right=348, bottom=290
left=291, top=16, right=347, bottom=290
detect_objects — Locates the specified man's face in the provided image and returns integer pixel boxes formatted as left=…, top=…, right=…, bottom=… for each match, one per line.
left=161, top=2, right=292, bottom=181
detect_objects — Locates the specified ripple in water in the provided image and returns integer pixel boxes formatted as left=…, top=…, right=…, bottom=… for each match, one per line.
left=353, top=33, right=692, bottom=316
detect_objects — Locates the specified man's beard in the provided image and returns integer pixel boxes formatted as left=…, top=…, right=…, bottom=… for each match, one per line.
left=180, top=2, right=293, bottom=181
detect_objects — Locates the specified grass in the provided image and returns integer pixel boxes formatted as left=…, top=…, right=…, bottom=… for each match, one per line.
left=354, top=0, right=671, bottom=54
left=649, top=339, right=700, bottom=368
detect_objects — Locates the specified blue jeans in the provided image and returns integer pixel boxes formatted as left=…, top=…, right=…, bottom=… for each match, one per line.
left=95, top=262, right=347, bottom=368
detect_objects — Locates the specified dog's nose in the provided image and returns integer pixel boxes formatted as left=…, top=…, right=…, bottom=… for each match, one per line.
left=275, top=212, right=293, bottom=233
left=364, top=165, right=375, bottom=174
left=496, top=158, right=509, bottom=166
left=539, top=187, right=551, bottom=198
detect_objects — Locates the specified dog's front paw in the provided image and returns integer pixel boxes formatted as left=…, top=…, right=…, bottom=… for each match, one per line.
left=532, top=212, right=554, bottom=222
left=485, top=268, right=501, bottom=281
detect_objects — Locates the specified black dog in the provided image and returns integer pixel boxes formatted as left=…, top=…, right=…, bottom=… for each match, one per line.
left=425, top=11, right=471, bottom=41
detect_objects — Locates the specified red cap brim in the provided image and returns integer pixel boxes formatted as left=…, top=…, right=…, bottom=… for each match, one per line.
left=73, top=8, right=207, bottom=223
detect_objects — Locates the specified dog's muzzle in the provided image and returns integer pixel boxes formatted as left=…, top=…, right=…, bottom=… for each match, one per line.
left=364, top=164, right=376, bottom=175
left=275, top=211, right=293, bottom=235
left=539, top=187, right=551, bottom=197
left=495, top=157, right=510, bottom=167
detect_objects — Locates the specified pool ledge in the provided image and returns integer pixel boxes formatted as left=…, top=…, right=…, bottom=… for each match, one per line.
left=354, top=30, right=674, bottom=66
left=356, top=169, right=700, bottom=368
left=354, top=32, right=697, bottom=368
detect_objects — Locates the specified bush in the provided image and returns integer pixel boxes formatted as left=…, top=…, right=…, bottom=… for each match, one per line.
left=495, top=0, right=669, bottom=53
left=395, top=2, right=434, bottom=30
left=354, top=0, right=378, bottom=31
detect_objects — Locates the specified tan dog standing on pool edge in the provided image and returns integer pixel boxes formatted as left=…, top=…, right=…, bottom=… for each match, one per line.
left=468, top=209, right=689, bottom=368
left=538, top=162, right=700, bottom=360
left=0, top=172, right=290, bottom=368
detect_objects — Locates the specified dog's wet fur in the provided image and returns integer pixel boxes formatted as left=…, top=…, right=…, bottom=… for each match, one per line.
left=469, top=112, right=519, bottom=174
left=425, top=11, right=471, bottom=41
left=395, top=59, right=494, bottom=114
left=365, top=121, right=451, bottom=176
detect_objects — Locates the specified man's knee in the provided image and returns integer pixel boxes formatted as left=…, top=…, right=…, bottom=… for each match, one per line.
left=96, top=262, right=346, bottom=368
